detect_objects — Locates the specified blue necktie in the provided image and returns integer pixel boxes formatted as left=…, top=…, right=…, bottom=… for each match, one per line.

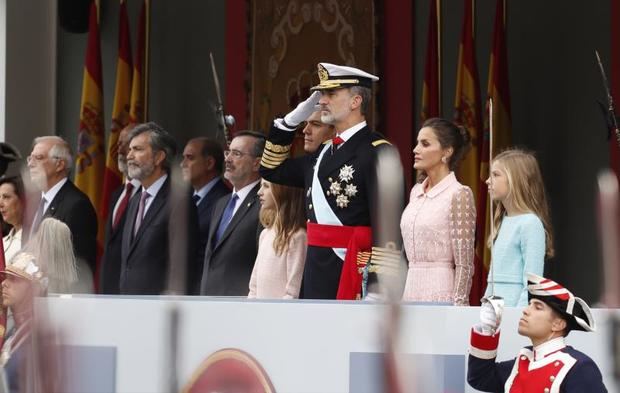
left=214, top=193, right=238, bottom=243
left=192, top=194, right=201, bottom=206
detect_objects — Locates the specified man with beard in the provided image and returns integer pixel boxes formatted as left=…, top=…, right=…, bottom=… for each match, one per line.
left=100, top=123, right=141, bottom=294
left=260, top=63, right=403, bottom=300
left=25, top=136, right=97, bottom=276
left=120, top=122, right=199, bottom=294
left=200, top=131, right=264, bottom=296
left=180, top=137, right=230, bottom=282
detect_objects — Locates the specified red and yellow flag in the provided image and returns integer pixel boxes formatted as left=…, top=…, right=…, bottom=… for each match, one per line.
left=470, top=0, right=512, bottom=305
left=130, top=0, right=148, bottom=123
left=420, top=0, right=440, bottom=124
left=453, top=0, right=482, bottom=200
left=75, top=1, right=105, bottom=222
left=101, top=0, right=133, bottom=228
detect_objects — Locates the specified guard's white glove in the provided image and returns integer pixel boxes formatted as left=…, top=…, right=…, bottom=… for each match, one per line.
left=477, top=299, right=503, bottom=335
left=282, top=91, right=321, bottom=128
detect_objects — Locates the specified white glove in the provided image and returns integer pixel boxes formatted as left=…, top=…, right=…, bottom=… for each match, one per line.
left=479, top=301, right=501, bottom=334
left=283, top=91, right=321, bottom=128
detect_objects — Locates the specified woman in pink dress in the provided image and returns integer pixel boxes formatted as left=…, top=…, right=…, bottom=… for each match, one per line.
left=400, top=118, right=476, bottom=305
left=248, top=180, right=307, bottom=299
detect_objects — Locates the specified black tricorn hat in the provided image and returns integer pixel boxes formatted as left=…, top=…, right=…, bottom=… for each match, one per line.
left=527, top=273, right=595, bottom=332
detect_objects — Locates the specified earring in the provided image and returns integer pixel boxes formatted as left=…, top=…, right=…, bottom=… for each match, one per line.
left=441, top=156, right=448, bottom=163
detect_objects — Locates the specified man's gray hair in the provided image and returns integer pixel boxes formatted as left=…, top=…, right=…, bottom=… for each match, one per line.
left=349, top=86, right=372, bottom=116
left=33, top=136, right=73, bottom=174
left=128, top=122, right=178, bottom=171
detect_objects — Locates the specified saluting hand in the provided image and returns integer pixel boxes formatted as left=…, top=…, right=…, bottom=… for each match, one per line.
left=283, top=91, right=322, bottom=128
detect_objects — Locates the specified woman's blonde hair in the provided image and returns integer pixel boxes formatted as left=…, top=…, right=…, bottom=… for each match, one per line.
left=488, top=149, right=554, bottom=258
left=23, top=217, right=78, bottom=292
left=259, top=181, right=306, bottom=256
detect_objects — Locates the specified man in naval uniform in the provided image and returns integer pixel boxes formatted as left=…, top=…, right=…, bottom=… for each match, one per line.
left=468, top=273, right=607, bottom=392
left=260, top=62, right=403, bottom=300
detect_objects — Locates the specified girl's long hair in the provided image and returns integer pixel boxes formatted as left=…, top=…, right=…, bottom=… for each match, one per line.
left=488, top=149, right=554, bottom=258
left=260, top=182, right=306, bottom=256
left=23, top=217, right=78, bottom=292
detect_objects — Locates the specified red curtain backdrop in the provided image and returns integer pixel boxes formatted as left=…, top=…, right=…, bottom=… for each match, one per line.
left=382, top=1, right=414, bottom=189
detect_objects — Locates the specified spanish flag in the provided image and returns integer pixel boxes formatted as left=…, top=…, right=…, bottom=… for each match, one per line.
left=453, top=0, right=482, bottom=201
left=420, top=0, right=440, bottom=124
left=470, top=0, right=512, bottom=305
left=130, top=0, right=148, bottom=123
left=101, top=0, right=133, bottom=230
left=75, top=1, right=105, bottom=225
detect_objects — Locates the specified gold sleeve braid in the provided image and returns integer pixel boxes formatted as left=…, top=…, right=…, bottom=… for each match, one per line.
left=260, top=141, right=291, bottom=169
left=368, top=245, right=402, bottom=276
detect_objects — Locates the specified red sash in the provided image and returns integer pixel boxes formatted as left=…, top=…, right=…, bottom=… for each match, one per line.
left=307, top=222, right=372, bottom=300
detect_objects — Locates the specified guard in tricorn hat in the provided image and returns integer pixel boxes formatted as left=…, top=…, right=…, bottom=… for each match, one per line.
left=468, top=273, right=607, bottom=392
left=260, top=62, right=403, bottom=300
left=0, top=252, right=47, bottom=392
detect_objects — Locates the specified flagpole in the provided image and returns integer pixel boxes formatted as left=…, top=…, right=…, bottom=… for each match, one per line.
left=437, top=0, right=442, bottom=111
left=144, top=0, right=151, bottom=121
left=488, top=97, right=495, bottom=297
left=471, top=0, right=475, bottom=37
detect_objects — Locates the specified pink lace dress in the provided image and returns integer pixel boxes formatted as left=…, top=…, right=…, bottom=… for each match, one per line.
left=400, top=172, right=475, bottom=305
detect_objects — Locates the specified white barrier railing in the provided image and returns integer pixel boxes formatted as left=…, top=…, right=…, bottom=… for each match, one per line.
left=38, top=296, right=619, bottom=393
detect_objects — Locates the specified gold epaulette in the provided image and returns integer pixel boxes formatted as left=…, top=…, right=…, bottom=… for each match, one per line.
left=261, top=141, right=291, bottom=169
left=372, top=139, right=391, bottom=147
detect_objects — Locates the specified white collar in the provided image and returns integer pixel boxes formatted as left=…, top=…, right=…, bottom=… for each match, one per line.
left=336, top=121, right=367, bottom=143
left=533, top=336, right=566, bottom=361
left=141, top=174, right=168, bottom=197
left=41, top=177, right=68, bottom=206
left=194, top=177, right=221, bottom=200
left=233, top=179, right=260, bottom=204
left=127, top=178, right=141, bottom=189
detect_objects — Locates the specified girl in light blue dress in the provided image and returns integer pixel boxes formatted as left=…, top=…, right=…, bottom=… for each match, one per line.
left=484, top=149, right=554, bottom=306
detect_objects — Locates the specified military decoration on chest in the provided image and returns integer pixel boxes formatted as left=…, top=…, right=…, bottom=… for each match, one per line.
left=326, top=164, right=358, bottom=208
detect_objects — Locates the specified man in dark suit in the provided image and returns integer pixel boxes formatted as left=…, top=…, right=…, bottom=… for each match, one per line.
left=120, top=122, right=199, bottom=295
left=100, top=123, right=141, bottom=294
left=200, top=131, right=265, bottom=296
left=26, top=136, right=97, bottom=275
left=180, top=137, right=230, bottom=279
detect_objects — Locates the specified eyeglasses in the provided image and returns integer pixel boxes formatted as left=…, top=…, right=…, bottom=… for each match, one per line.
left=224, top=149, right=255, bottom=159
left=26, top=154, right=60, bottom=164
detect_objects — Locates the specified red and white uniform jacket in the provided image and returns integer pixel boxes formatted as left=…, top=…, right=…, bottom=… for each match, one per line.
left=467, top=329, right=607, bottom=392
